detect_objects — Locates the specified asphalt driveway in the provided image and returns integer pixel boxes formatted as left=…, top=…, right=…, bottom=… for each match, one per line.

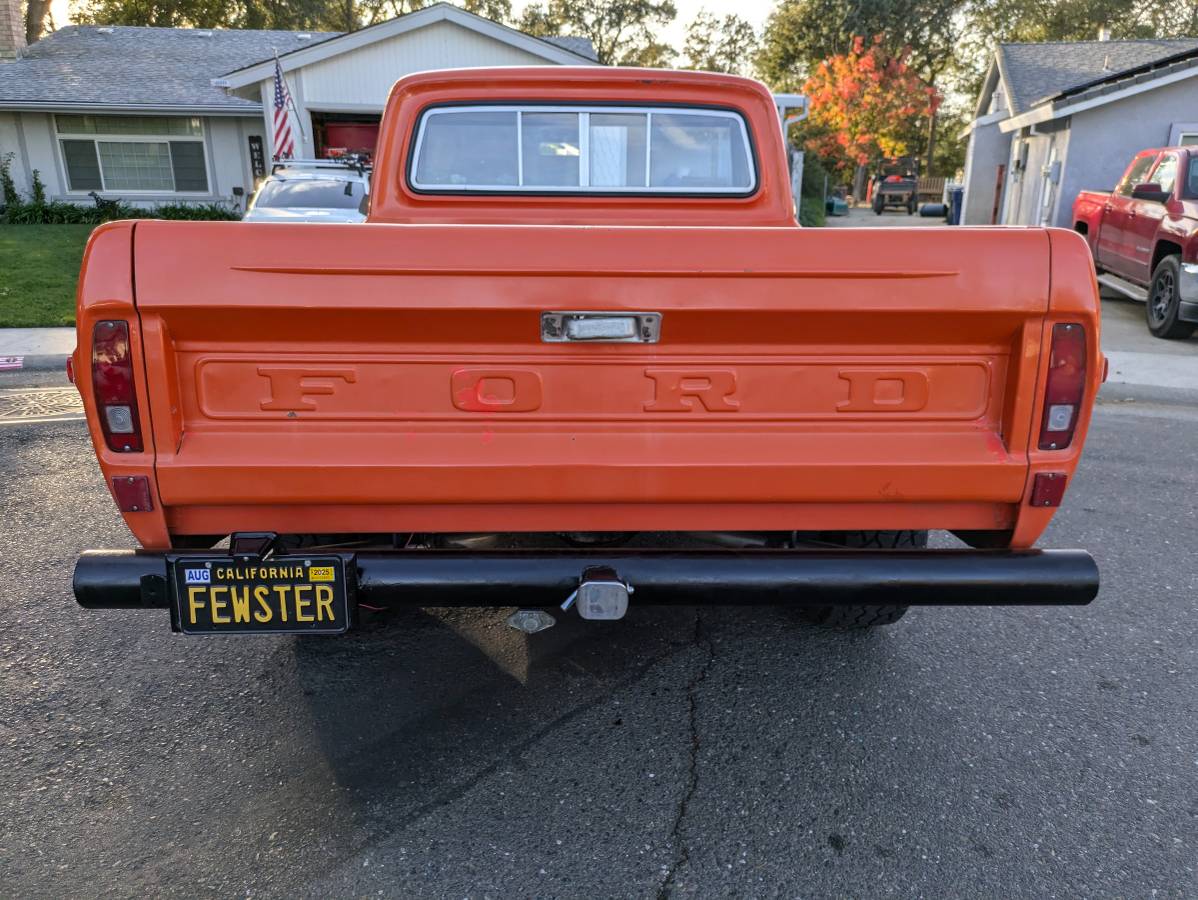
left=1, top=359, right=1196, bottom=897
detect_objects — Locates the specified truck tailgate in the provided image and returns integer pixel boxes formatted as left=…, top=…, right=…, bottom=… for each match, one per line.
left=130, top=222, right=1061, bottom=537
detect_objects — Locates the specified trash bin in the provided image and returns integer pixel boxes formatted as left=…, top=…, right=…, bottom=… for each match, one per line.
left=946, top=185, right=964, bottom=225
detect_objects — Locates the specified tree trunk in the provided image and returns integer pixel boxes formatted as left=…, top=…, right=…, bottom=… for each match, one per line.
left=925, top=112, right=938, bottom=178
left=25, top=0, right=51, bottom=44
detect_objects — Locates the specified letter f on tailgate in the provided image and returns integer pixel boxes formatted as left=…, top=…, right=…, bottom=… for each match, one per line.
left=258, top=367, right=357, bottom=412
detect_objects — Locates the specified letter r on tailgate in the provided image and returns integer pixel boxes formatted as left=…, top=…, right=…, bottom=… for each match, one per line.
left=643, top=369, right=740, bottom=412
left=258, top=367, right=357, bottom=411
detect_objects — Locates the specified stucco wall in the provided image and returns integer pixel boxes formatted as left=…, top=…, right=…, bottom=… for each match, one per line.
left=1000, top=122, right=1071, bottom=227
left=961, top=117, right=1011, bottom=225
left=0, top=111, right=260, bottom=209
left=1054, top=74, right=1198, bottom=228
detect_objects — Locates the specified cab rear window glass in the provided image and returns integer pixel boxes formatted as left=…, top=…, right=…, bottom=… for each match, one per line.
left=410, top=105, right=755, bottom=194
left=1184, top=158, right=1198, bottom=197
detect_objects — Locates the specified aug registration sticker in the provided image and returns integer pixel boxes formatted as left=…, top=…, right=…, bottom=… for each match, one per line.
left=171, top=557, right=348, bottom=635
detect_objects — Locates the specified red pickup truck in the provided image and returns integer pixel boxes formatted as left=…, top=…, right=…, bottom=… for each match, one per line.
left=1073, top=146, right=1198, bottom=339
left=71, top=68, right=1102, bottom=636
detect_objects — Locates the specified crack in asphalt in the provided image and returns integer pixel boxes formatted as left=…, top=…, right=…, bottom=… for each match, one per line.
left=657, top=612, right=714, bottom=899
left=300, top=628, right=703, bottom=893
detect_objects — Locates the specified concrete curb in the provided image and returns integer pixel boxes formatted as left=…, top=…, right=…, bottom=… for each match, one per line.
left=0, top=328, right=75, bottom=357
left=1, top=355, right=71, bottom=373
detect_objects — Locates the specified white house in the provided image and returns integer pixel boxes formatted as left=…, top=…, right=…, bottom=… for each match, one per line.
left=0, top=3, right=596, bottom=211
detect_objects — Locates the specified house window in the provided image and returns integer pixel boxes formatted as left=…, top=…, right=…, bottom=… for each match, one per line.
left=410, top=105, right=755, bottom=194
left=1178, top=133, right=1198, bottom=146
left=56, top=115, right=209, bottom=193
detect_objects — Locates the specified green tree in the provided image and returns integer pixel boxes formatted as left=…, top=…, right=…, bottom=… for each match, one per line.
left=73, top=0, right=345, bottom=29
left=72, top=0, right=231, bottom=28
left=518, top=0, right=677, bottom=65
left=757, top=0, right=964, bottom=91
left=462, top=0, right=512, bottom=21
left=682, top=10, right=757, bottom=74
left=71, top=0, right=511, bottom=32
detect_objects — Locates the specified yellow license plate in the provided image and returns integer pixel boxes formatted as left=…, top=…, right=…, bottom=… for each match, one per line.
left=171, top=557, right=348, bottom=635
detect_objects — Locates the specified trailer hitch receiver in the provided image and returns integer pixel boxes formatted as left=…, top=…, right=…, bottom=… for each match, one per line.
left=562, top=566, right=633, bottom=620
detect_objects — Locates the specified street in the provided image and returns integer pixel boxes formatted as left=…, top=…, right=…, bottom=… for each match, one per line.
left=1, top=303, right=1196, bottom=897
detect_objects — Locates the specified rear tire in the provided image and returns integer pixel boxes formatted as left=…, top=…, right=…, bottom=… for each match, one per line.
left=794, top=530, right=926, bottom=628
left=798, top=604, right=910, bottom=628
left=1146, top=255, right=1196, bottom=339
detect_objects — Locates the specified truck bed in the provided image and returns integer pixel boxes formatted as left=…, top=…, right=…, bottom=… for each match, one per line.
left=75, top=221, right=1101, bottom=550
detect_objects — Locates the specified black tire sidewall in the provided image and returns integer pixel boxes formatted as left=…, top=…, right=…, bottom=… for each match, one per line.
left=1146, top=255, right=1194, bottom=339
left=793, top=530, right=925, bottom=627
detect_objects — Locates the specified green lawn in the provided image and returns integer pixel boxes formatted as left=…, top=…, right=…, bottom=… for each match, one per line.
left=0, top=224, right=93, bottom=327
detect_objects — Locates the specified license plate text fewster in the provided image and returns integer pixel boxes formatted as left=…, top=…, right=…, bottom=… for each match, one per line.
left=172, top=557, right=348, bottom=635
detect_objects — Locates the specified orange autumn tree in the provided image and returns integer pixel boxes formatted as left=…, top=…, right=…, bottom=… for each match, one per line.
left=801, top=35, right=940, bottom=173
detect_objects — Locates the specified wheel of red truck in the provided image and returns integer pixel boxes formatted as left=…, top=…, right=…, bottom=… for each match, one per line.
left=793, top=530, right=928, bottom=628
left=1146, top=256, right=1196, bottom=339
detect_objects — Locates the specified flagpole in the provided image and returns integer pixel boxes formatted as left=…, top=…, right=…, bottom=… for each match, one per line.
left=273, top=49, right=307, bottom=146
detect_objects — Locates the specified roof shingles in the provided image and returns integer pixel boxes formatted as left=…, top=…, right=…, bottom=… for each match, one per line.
left=0, top=17, right=598, bottom=110
left=0, top=25, right=340, bottom=109
left=998, top=38, right=1198, bottom=115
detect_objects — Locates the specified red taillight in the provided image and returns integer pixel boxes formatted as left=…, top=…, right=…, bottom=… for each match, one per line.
left=1038, top=323, right=1086, bottom=451
left=91, top=320, right=143, bottom=453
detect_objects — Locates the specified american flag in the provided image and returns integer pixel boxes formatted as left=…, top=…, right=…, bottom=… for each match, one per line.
left=272, top=58, right=295, bottom=160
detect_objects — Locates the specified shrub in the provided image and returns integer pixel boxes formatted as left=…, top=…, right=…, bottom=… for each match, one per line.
left=30, top=169, right=46, bottom=206
left=792, top=150, right=829, bottom=227
left=153, top=202, right=240, bottom=221
left=799, top=195, right=826, bottom=228
left=1, top=153, right=20, bottom=209
left=0, top=168, right=240, bottom=224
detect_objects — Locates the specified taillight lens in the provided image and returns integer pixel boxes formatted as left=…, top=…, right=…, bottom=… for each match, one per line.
left=1038, top=323, right=1086, bottom=451
left=92, top=320, right=143, bottom=453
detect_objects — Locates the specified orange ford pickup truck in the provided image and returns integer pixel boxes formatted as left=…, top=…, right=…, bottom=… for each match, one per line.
left=72, top=67, right=1103, bottom=635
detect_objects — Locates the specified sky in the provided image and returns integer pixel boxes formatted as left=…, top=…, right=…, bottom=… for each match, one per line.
left=47, top=0, right=779, bottom=58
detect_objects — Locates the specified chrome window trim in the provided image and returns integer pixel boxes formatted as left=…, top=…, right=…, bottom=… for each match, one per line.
left=409, top=104, right=756, bottom=194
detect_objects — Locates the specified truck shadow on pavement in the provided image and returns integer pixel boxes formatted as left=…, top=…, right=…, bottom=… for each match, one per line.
left=282, top=604, right=924, bottom=891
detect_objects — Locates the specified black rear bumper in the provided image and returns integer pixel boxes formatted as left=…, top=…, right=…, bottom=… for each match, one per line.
left=74, top=548, right=1099, bottom=611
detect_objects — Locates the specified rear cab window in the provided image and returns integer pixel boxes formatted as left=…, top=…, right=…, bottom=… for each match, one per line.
left=1183, top=155, right=1198, bottom=198
left=409, top=105, right=756, bottom=195
left=1116, top=153, right=1158, bottom=197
